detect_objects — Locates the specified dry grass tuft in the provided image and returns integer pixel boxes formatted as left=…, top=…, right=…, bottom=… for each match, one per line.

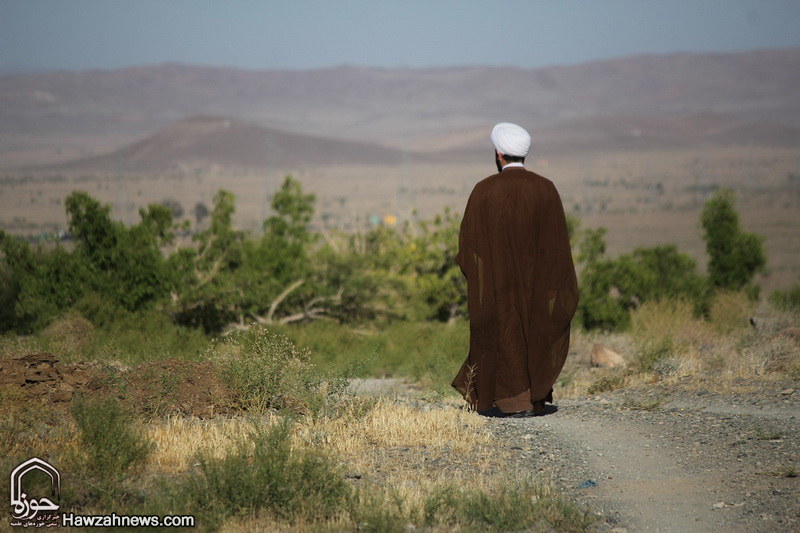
left=631, top=298, right=698, bottom=342
left=300, top=400, right=490, bottom=455
left=146, top=416, right=271, bottom=473
left=709, top=291, right=757, bottom=334
left=559, top=297, right=799, bottom=397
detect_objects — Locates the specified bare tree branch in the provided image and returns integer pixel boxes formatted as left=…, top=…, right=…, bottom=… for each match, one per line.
left=266, top=279, right=305, bottom=323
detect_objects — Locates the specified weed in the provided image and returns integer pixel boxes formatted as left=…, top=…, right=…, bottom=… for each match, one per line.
left=622, top=398, right=663, bottom=411
left=215, top=326, right=353, bottom=416
left=636, top=337, right=677, bottom=374
left=631, top=298, right=696, bottom=342
left=743, top=335, right=799, bottom=374
left=39, top=312, right=94, bottom=358
left=70, top=395, right=153, bottom=485
left=709, top=290, right=756, bottom=334
left=172, top=419, right=352, bottom=527
left=352, top=477, right=596, bottom=532
left=769, top=284, right=800, bottom=312
left=587, top=374, right=628, bottom=395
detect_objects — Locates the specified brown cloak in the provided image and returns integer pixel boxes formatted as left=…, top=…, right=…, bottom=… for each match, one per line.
left=451, top=167, right=578, bottom=413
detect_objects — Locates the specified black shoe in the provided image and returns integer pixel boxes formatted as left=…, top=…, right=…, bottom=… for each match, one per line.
left=478, top=405, right=545, bottom=418
left=477, top=406, right=507, bottom=418
left=505, top=408, right=543, bottom=418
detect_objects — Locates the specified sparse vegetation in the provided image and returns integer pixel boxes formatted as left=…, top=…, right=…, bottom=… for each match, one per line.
left=769, top=284, right=800, bottom=312
left=172, top=420, right=352, bottom=528
left=1, top=173, right=798, bottom=531
left=215, top=327, right=353, bottom=416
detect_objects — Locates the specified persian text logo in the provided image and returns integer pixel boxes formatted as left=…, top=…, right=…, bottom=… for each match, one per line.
left=9, top=457, right=60, bottom=527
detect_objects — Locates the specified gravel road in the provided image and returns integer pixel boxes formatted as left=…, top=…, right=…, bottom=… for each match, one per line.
left=490, top=378, right=799, bottom=532
left=353, top=376, right=799, bottom=532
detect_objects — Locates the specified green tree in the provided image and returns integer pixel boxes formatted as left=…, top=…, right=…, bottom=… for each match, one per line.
left=0, top=231, right=88, bottom=332
left=261, top=175, right=317, bottom=284
left=66, top=191, right=174, bottom=312
left=701, top=189, right=766, bottom=295
left=575, top=228, right=630, bottom=330
left=311, top=208, right=467, bottom=324
left=576, top=228, right=708, bottom=330
left=171, top=190, right=246, bottom=332
left=172, top=180, right=321, bottom=333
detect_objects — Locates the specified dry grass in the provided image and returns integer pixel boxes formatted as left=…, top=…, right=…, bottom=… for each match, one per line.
left=40, top=313, right=94, bottom=357
left=555, top=297, right=800, bottom=399
left=299, top=400, right=490, bottom=454
left=146, top=399, right=492, bottom=474
left=709, top=290, right=757, bottom=334
left=141, top=398, right=576, bottom=531
left=146, top=415, right=266, bottom=473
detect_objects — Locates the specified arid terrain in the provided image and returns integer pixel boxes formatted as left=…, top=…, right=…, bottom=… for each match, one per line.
left=354, top=375, right=800, bottom=533
left=3, top=314, right=798, bottom=531
left=2, top=144, right=797, bottom=294
left=1, top=49, right=798, bottom=294
left=2, top=43, right=799, bottom=533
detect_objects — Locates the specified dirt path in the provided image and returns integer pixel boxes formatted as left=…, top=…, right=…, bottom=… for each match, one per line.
left=540, top=415, right=722, bottom=532
left=492, top=384, right=800, bottom=532
left=353, top=377, right=800, bottom=532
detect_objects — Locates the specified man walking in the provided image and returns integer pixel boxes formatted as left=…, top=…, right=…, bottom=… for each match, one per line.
left=452, top=122, right=578, bottom=417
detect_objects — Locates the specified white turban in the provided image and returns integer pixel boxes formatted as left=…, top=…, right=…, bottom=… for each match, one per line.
left=490, top=122, right=531, bottom=157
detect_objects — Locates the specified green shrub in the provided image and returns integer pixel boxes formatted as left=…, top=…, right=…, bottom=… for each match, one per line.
left=769, top=284, right=800, bottom=312
left=577, top=227, right=708, bottom=331
left=216, top=327, right=352, bottom=416
left=175, top=420, right=352, bottom=527
left=70, top=396, right=153, bottom=485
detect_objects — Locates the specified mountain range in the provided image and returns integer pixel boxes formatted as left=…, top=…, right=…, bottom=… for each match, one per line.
left=1, top=48, right=798, bottom=171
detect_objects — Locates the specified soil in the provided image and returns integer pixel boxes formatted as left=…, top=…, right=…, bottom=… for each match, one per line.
left=0, top=352, right=233, bottom=418
left=484, top=378, right=799, bottom=532
left=354, top=376, right=800, bottom=532
left=3, top=354, right=798, bottom=531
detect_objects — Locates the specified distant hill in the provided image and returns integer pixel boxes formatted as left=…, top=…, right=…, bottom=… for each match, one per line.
left=2, top=49, right=798, bottom=169
left=40, top=115, right=416, bottom=172
left=36, top=110, right=800, bottom=173
left=528, top=112, right=800, bottom=154
left=1, top=48, right=798, bottom=159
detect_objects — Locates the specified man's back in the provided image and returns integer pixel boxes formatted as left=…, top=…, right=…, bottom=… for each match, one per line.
left=452, top=129, right=578, bottom=416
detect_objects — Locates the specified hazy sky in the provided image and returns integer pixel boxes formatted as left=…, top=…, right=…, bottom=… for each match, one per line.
left=2, top=0, right=800, bottom=72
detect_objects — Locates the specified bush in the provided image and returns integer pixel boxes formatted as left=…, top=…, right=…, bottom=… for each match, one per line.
left=174, top=420, right=352, bottom=527
left=576, top=228, right=708, bottom=330
left=769, top=284, right=800, bottom=312
left=709, top=290, right=756, bottom=334
left=70, top=396, right=153, bottom=486
left=215, top=327, right=351, bottom=416
left=636, top=337, right=679, bottom=374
